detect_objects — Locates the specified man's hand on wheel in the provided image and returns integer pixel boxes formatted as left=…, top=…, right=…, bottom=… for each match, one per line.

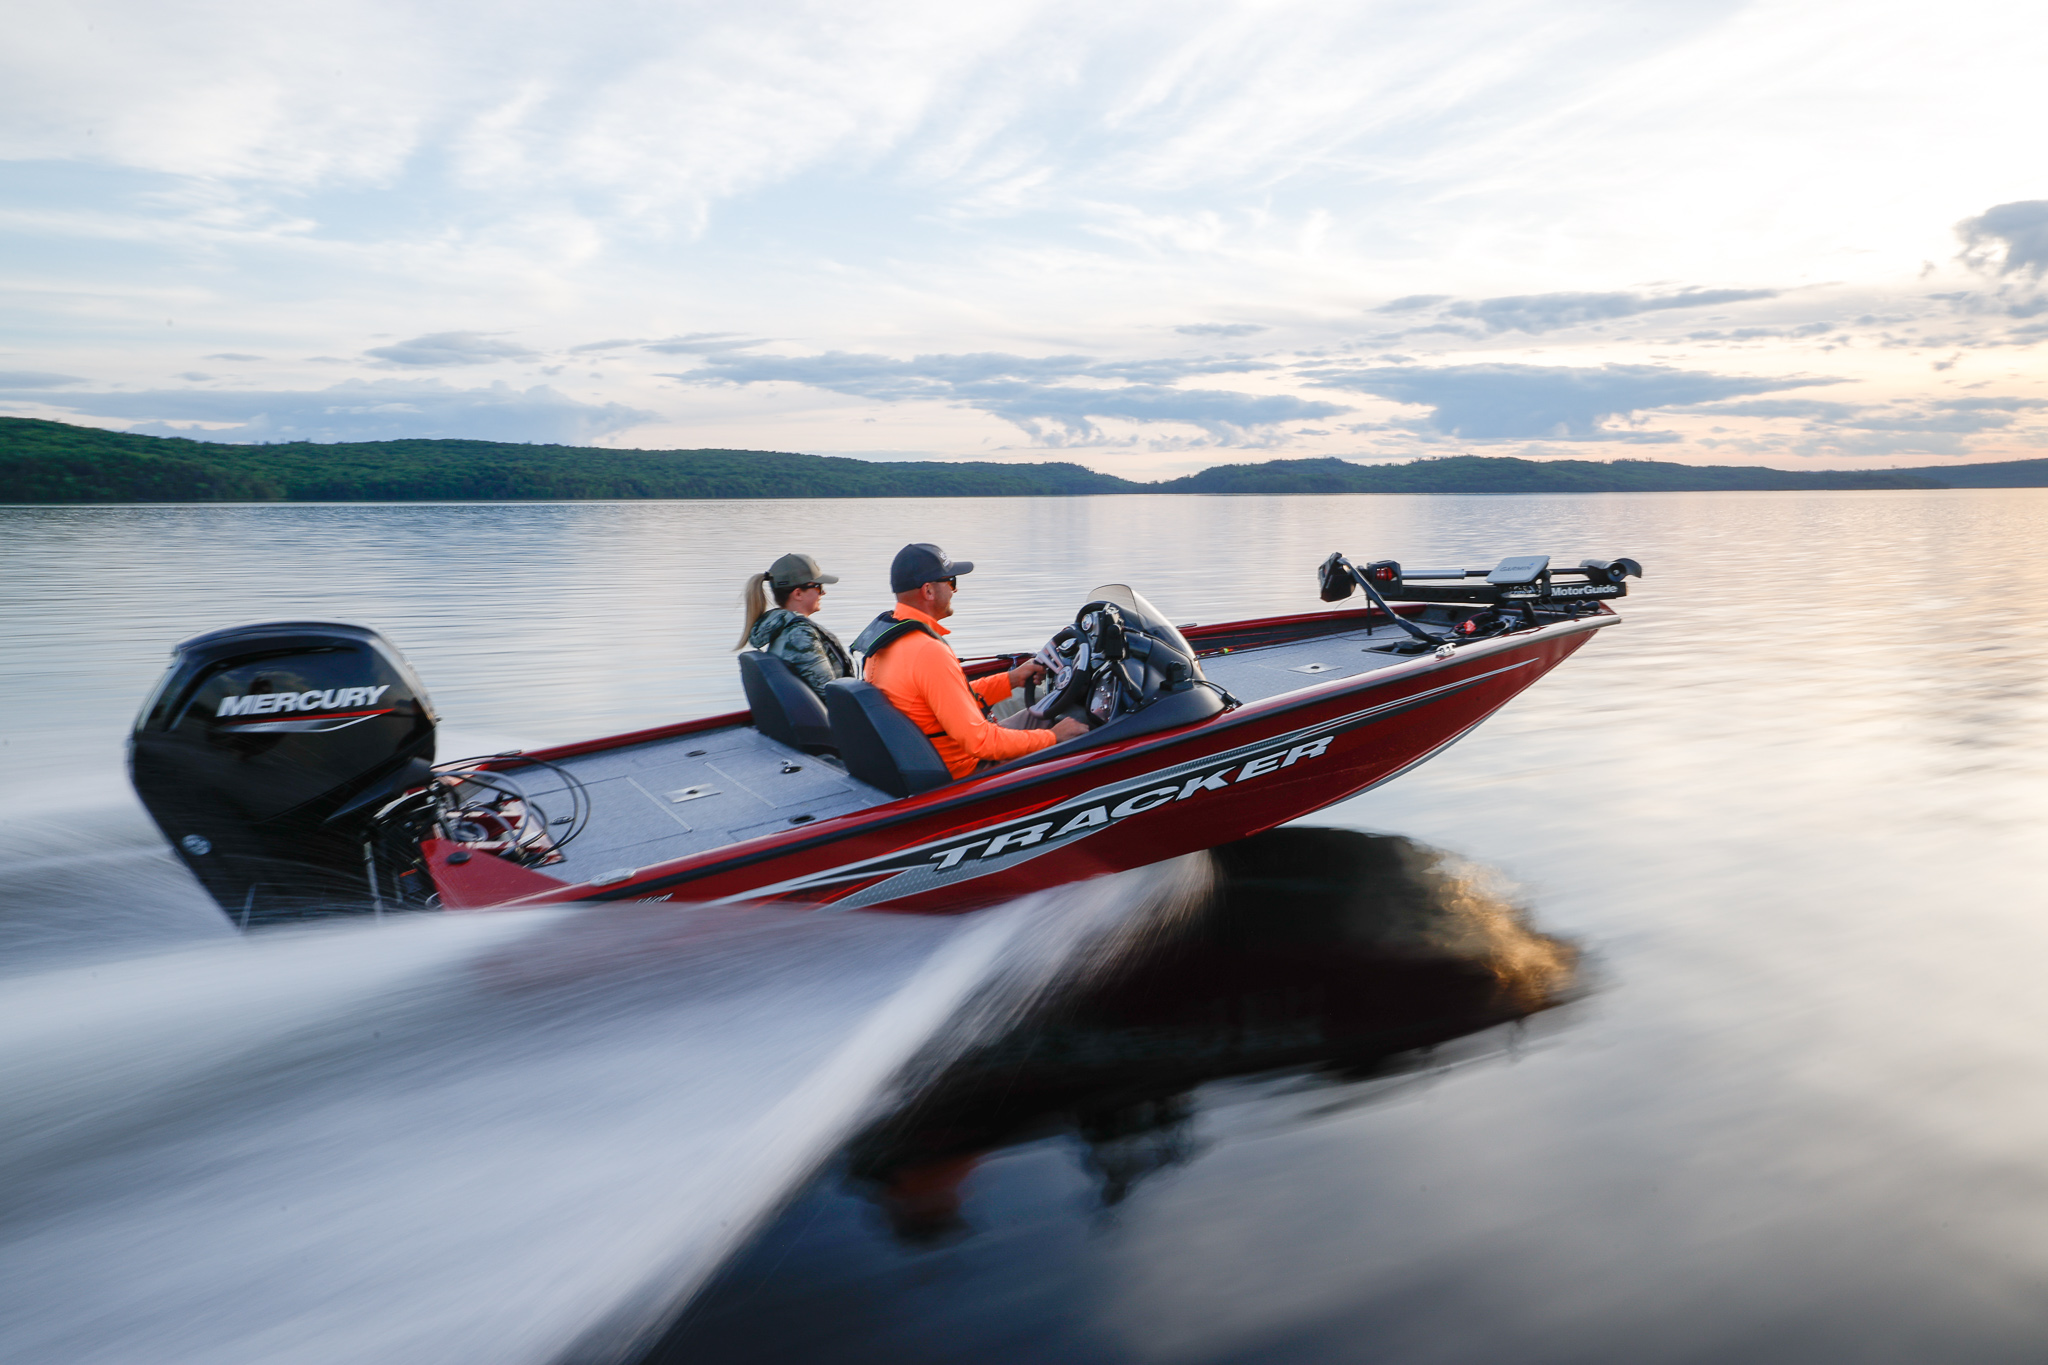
left=1050, top=717, right=1091, bottom=742
left=1008, top=658, right=1049, bottom=690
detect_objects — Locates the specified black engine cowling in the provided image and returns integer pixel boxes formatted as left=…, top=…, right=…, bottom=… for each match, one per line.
left=129, top=621, right=436, bottom=926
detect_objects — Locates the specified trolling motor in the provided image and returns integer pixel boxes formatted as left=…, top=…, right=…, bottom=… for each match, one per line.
left=1319, top=552, right=1644, bottom=648
left=1317, top=555, right=1442, bottom=652
left=1320, top=552, right=1642, bottom=605
left=129, top=621, right=439, bottom=927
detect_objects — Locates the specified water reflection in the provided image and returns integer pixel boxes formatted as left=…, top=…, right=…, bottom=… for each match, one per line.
left=842, top=826, right=1578, bottom=1244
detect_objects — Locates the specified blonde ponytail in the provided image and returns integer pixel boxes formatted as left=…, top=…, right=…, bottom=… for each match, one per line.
left=735, top=571, right=772, bottom=649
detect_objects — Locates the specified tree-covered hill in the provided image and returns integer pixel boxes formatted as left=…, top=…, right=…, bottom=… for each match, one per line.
left=1151, top=454, right=1950, bottom=493
left=0, top=418, right=1139, bottom=502
left=1901, top=458, right=2048, bottom=487
left=5, top=415, right=2043, bottom=503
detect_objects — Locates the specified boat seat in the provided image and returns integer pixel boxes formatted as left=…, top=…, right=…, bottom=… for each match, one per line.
left=823, top=680, right=950, bottom=798
left=738, top=651, right=836, bottom=754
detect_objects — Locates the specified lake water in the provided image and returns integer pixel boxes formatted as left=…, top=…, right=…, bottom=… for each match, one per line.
left=3, top=490, right=2046, bottom=1363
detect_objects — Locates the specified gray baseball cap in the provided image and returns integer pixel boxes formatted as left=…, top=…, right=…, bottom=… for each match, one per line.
left=766, top=553, right=838, bottom=591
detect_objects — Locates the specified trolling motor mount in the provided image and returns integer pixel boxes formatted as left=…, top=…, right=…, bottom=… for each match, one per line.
left=1321, top=552, right=1642, bottom=609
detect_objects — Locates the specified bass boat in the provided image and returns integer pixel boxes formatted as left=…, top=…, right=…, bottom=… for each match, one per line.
left=130, top=552, right=1640, bottom=926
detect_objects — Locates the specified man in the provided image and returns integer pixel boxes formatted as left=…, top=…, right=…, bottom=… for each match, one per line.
left=856, top=543, right=1090, bottom=780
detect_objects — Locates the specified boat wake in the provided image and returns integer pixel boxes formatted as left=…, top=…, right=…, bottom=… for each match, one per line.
left=0, top=796, right=234, bottom=964
left=0, top=815, right=1211, bottom=1365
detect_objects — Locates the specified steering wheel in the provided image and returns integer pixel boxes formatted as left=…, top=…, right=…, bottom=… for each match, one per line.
left=1035, top=624, right=1096, bottom=722
left=1047, top=602, right=1141, bottom=727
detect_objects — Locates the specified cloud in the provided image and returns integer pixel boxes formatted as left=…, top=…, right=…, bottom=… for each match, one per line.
left=1174, top=323, right=1268, bottom=337
left=1377, top=288, right=1782, bottom=336
left=642, top=333, right=770, bottom=355
left=567, top=338, right=646, bottom=353
left=1088, top=357, right=1279, bottom=381
left=1870, top=299, right=2048, bottom=349
left=1842, top=409, right=2027, bottom=435
left=1697, top=394, right=2048, bottom=431
left=973, top=384, right=1345, bottom=445
left=1375, top=296, right=1452, bottom=314
left=1385, top=322, right=1485, bottom=340
left=1933, top=396, right=2048, bottom=413
left=680, top=349, right=1344, bottom=444
left=1792, top=430, right=1977, bottom=457
left=0, top=379, right=651, bottom=444
left=201, top=353, right=265, bottom=362
left=363, top=332, right=541, bottom=367
left=1302, top=361, right=1833, bottom=439
left=681, top=350, right=1092, bottom=398
left=1687, top=321, right=1834, bottom=341
left=1690, top=398, right=1864, bottom=420
left=174, top=371, right=214, bottom=382
left=0, top=370, right=86, bottom=388
left=1691, top=392, right=2048, bottom=456
left=1957, top=201, right=2048, bottom=278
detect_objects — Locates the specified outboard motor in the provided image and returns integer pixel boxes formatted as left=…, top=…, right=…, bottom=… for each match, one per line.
left=129, top=621, right=436, bottom=927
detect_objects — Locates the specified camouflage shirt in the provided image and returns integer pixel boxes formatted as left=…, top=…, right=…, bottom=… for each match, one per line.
left=748, top=608, right=853, bottom=698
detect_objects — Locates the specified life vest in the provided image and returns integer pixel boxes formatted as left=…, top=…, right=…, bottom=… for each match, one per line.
left=850, top=611, right=940, bottom=675
left=851, top=610, right=984, bottom=743
left=757, top=610, right=854, bottom=678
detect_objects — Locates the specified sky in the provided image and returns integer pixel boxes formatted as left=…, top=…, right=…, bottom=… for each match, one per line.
left=2, top=0, right=2044, bottom=476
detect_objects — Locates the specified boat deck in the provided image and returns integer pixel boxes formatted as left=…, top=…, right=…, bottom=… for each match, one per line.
left=527, top=616, right=1441, bottom=886
left=1199, top=617, right=1442, bottom=704
left=532, top=726, right=890, bottom=887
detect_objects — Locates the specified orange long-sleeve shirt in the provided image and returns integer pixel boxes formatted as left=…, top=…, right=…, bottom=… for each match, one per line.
left=863, top=604, right=1057, bottom=779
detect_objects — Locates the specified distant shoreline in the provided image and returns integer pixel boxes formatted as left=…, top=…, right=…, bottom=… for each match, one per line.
left=6, top=415, right=2045, bottom=503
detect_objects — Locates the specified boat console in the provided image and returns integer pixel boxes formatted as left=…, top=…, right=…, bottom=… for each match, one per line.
left=1013, top=584, right=1228, bottom=739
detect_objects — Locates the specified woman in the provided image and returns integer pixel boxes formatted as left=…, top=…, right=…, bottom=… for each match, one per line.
left=737, top=552, right=854, bottom=699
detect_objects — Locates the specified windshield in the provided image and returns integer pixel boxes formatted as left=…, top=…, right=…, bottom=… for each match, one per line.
left=1085, top=584, right=1197, bottom=658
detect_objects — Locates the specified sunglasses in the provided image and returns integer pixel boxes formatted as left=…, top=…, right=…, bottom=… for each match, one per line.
left=791, top=581, right=824, bottom=592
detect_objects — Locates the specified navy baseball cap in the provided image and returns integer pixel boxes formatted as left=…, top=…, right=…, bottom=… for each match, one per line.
left=890, top=543, right=975, bottom=594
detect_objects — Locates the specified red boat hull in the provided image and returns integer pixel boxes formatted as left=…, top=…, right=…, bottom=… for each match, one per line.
left=431, top=609, right=1610, bottom=915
